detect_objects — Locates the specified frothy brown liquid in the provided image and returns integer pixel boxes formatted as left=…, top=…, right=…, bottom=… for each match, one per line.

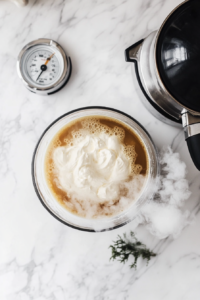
left=45, top=116, right=149, bottom=219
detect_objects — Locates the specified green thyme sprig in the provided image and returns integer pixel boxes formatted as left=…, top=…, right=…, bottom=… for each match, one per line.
left=109, top=232, right=156, bottom=269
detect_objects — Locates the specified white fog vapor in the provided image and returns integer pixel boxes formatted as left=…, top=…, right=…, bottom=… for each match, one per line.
left=139, top=147, right=191, bottom=239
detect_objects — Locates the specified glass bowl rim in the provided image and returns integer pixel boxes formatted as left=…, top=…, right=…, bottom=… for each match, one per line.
left=32, top=106, right=158, bottom=232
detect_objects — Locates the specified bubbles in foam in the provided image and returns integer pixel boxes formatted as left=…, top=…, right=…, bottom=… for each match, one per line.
left=63, top=138, right=70, bottom=145
left=48, top=163, right=54, bottom=173
left=53, top=139, right=61, bottom=148
left=113, top=126, right=125, bottom=141
left=67, top=118, right=141, bottom=176
left=132, top=164, right=143, bottom=175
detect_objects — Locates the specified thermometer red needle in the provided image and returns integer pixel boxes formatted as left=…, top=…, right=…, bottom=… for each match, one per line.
left=44, top=52, right=55, bottom=65
left=36, top=53, right=55, bottom=81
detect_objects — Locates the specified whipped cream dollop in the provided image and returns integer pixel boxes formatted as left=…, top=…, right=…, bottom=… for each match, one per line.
left=48, top=117, right=147, bottom=219
left=53, top=132, right=132, bottom=204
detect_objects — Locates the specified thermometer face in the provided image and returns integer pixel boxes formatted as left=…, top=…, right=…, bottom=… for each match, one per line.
left=27, top=49, right=60, bottom=86
left=17, top=39, right=71, bottom=95
left=21, top=45, right=64, bottom=88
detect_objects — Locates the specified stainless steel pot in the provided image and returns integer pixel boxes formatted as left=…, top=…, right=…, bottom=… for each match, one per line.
left=125, top=0, right=200, bottom=171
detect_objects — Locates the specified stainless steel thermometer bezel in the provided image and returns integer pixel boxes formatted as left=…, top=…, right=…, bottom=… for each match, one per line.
left=17, top=38, right=72, bottom=95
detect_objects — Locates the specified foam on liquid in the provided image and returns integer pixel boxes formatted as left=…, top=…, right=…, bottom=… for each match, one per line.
left=45, top=117, right=149, bottom=219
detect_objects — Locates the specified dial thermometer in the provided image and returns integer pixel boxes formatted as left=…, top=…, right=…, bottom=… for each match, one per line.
left=17, top=38, right=72, bottom=95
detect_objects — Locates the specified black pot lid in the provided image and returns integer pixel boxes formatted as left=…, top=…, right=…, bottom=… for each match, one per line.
left=156, top=0, right=200, bottom=113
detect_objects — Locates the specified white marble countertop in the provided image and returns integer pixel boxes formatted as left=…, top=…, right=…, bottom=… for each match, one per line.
left=1, top=0, right=200, bottom=299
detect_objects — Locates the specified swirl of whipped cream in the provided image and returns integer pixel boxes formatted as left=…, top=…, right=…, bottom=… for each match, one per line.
left=53, top=132, right=132, bottom=203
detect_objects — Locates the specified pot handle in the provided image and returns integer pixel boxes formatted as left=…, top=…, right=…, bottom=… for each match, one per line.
left=125, top=39, right=144, bottom=62
left=182, top=112, right=200, bottom=171
left=186, top=134, right=200, bottom=171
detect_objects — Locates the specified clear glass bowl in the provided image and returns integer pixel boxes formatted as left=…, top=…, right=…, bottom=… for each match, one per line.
left=32, top=106, right=159, bottom=232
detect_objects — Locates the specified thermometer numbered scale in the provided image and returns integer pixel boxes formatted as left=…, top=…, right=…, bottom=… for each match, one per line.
left=17, top=38, right=72, bottom=95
